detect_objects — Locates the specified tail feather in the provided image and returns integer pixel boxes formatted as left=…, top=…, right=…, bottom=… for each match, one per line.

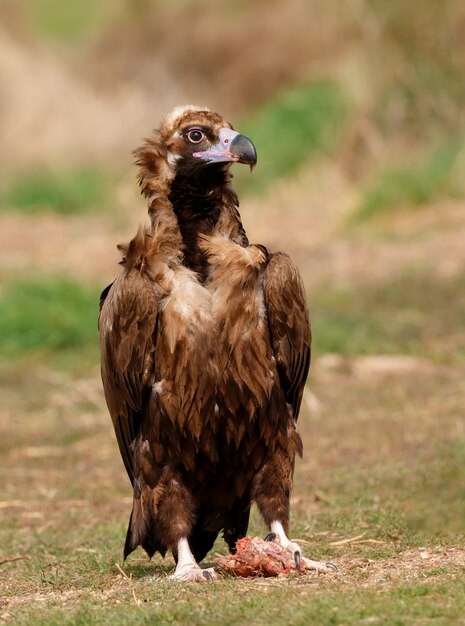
left=123, top=502, right=166, bottom=561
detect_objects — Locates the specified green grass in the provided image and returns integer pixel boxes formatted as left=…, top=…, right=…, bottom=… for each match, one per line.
left=10, top=578, right=465, bottom=626
left=312, top=441, right=465, bottom=546
left=3, top=168, right=110, bottom=216
left=235, top=80, right=348, bottom=195
left=311, top=268, right=465, bottom=363
left=352, top=139, right=464, bottom=222
left=403, top=440, right=465, bottom=537
left=0, top=275, right=101, bottom=366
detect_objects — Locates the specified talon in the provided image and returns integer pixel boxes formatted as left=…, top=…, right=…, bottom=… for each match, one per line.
left=325, top=562, right=338, bottom=572
left=203, top=570, right=213, bottom=582
left=264, top=532, right=277, bottom=542
left=294, top=551, right=301, bottom=574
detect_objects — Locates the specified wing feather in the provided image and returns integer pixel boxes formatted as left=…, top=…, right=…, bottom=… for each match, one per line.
left=263, top=252, right=311, bottom=420
left=99, top=268, right=158, bottom=482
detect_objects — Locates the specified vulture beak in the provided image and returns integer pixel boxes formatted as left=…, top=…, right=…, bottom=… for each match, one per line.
left=193, top=128, right=257, bottom=171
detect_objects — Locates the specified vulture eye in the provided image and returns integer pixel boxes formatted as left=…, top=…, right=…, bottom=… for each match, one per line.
left=186, top=128, right=205, bottom=144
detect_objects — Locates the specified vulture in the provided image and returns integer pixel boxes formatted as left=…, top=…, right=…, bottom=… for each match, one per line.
left=99, top=105, right=333, bottom=581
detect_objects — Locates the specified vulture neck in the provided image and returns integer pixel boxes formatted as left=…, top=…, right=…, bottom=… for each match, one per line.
left=168, top=164, right=242, bottom=281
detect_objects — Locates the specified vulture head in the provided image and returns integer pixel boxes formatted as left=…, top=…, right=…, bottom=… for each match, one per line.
left=134, top=105, right=257, bottom=200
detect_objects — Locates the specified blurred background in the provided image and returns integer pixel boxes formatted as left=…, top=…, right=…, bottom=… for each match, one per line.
left=1, top=0, right=465, bottom=621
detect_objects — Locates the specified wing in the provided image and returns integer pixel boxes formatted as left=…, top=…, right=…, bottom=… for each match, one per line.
left=263, top=252, right=311, bottom=420
left=99, top=268, right=158, bottom=483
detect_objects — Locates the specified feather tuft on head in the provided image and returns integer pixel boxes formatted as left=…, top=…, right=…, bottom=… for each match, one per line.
left=164, top=105, right=210, bottom=127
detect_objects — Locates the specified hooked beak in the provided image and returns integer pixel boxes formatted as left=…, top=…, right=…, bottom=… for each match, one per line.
left=193, top=127, right=257, bottom=171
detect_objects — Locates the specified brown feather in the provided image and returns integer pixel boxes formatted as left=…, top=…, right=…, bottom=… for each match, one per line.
left=99, top=231, right=159, bottom=480
left=263, top=252, right=311, bottom=419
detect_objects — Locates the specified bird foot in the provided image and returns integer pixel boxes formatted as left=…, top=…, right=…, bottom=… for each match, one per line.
left=169, top=564, right=217, bottom=582
left=267, top=522, right=338, bottom=574
left=171, top=537, right=218, bottom=582
left=285, top=539, right=336, bottom=574
left=300, top=555, right=338, bottom=574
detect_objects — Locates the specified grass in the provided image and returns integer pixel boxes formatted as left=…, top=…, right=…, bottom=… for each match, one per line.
left=0, top=275, right=101, bottom=367
left=352, top=139, right=464, bottom=223
left=2, top=168, right=110, bottom=216
left=403, top=440, right=465, bottom=537
left=9, top=579, right=465, bottom=625
left=311, top=268, right=465, bottom=363
left=310, top=439, right=465, bottom=545
left=235, top=80, right=348, bottom=196
left=2, top=360, right=465, bottom=624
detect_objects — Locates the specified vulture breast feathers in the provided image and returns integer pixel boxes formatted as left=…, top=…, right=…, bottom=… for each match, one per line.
left=99, top=106, right=320, bottom=582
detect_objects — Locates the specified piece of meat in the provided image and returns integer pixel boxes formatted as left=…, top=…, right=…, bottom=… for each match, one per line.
left=217, top=536, right=301, bottom=577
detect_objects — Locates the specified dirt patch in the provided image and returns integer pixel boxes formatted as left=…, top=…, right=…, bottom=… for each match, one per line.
left=344, top=546, right=465, bottom=587
left=1, top=586, right=123, bottom=609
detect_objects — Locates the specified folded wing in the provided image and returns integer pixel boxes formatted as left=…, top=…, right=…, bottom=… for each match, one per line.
left=263, top=252, right=311, bottom=420
left=99, top=267, right=158, bottom=482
